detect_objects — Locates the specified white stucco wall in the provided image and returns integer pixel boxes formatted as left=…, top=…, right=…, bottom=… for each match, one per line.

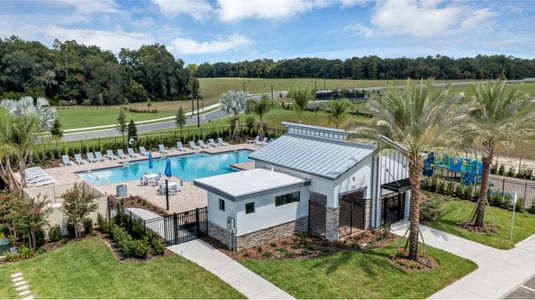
left=207, top=192, right=237, bottom=230
left=235, top=186, right=309, bottom=236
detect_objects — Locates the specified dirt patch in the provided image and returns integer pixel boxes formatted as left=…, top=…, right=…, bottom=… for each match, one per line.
left=389, top=250, right=440, bottom=272
left=204, top=230, right=397, bottom=261
left=458, top=221, right=499, bottom=233
left=111, top=195, right=169, bottom=216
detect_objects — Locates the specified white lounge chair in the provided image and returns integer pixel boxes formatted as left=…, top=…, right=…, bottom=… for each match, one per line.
left=218, top=137, right=229, bottom=146
left=26, top=167, right=43, bottom=172
left=25, top=171, right=48, bottom=180
left=208, top=138, right=219, bottom=147
left=139, top=147, right=149, bottom=156
left=117, top=149, right=128, bottom=159
left=198, top=140, right=209, bottom=149
left=86, top=152, right=98, bottom=163
left=95, top=151, right=106, bottom=162
left=176, top=142, right=188, bottom=152
left=25, top=169, right=47, bottom=177
left=105, top=150, right=117, bottom=160
left=62, top=155, right=74, bottom=166
left=189, top=141, right=200, bottom=150
left=29, top=178, right=57, bottom=187
left=127, top=148, right=138, bottom=158
left=27, top=175, right=55, bottom=185
left=74, top=154, right=88, bottom=165
left=255, top=136, right=265, bottom=146
left=158, top=144, right=169, bottom=154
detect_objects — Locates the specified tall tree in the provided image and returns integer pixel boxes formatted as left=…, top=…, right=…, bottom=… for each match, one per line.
left=219, top=90, right=247, bottom=140
left=351, top=80, right=466, bottom=260
left=175, top=106, right=186, bottom=132
left=62, top=183, right=98, bottom=239
left=246, top=95, right=273, bottom=140
left=288, top=88, right=314, bottom=123
left=464, top=81, right=535, bottom=227
left=116, top=110, right=127, bottom=141
left=326, top=100, right=351, bottom=129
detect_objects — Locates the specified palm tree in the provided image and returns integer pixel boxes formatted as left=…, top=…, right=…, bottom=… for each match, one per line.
left=464, top=81, right=535, bottom=227
left=288, top=88, right=314, bottom=123
left=326, top=100, right=351, bottom=129
left=0, top=112, right=40, bottom=188
left=0, top=96, right=57, bottom=131
left=220, top=90, right=247, bottom=140
left=246, top=95, right=273, bottom=140
left=351, top=79, right=466, bottom=260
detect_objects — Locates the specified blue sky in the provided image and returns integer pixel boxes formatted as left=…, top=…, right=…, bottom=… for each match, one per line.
left=1, top=0, right=534, bottom=64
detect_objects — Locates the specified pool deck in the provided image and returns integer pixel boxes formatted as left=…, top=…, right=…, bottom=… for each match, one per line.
left=22, top=144, right=259, bottom=213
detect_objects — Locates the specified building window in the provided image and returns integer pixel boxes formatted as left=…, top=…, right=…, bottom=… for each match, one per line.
left=219, top=199, right=225, bottom=211
left=275, top=192, right=300, bottom=207
left=245, top=202, right=255, bottom=214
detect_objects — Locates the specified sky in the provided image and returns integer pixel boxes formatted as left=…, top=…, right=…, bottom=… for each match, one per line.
left=0, top=0, right=534, bottom=64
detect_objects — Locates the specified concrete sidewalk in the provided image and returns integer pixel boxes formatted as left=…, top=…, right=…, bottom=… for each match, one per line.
left=168, top=240, right=294, bottom=299
left=392, top=221, right=535, bottom=299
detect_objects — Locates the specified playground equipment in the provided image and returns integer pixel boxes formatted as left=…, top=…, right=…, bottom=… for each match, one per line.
left=423, top=152, right=483, bottom=186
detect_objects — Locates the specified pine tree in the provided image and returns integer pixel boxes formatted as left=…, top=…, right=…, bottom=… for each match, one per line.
left=175, top=107, right=186, bottom=131
left=50, top=118, right=63, bottom=138
left=116, top=110, right=127, bottom=140
left=127, top=119, right=137, bottom=141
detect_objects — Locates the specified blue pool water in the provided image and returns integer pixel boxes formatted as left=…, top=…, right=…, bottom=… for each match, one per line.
left=78, top=150, right=251, bottom=186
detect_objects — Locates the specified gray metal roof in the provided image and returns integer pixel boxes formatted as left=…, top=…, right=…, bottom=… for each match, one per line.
left=250, top=133, right=377, bottom=179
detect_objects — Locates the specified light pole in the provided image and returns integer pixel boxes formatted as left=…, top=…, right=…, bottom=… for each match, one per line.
left=196, top=96, right=201, bottom=127
left=271, top=85, right=274, bottom=100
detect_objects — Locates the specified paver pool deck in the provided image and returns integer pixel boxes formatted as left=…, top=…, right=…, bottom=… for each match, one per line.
left=392, top=221, right=535, bottom=299
left=21, top=144, right=258, bottom=213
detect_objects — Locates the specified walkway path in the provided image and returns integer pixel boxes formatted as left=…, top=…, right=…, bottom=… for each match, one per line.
left=168, top=240, right=294, bottom=299
left=392, top=221, right=535, bottom=299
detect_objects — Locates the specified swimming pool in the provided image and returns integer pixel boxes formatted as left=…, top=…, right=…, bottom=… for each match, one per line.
left=78, top=150, right=251, bottom=186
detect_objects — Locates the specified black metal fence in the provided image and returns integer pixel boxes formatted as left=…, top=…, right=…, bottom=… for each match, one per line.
left=107, top=196, right=208, bottom=245
left=489, top=177, right=535, bottom=209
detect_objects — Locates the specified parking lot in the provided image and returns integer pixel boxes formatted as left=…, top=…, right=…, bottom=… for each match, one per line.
left=506, top=275, right=535, bottom=299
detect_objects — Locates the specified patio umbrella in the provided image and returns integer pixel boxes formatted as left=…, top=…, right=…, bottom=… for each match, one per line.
left=164, top=158, right=172, bottom=210
left=148, top=152, right=153, bottom=169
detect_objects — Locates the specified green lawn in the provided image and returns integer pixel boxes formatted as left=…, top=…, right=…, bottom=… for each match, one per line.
left=0, top=237, right=243, bottom=299
left=240, top=239, right=476, bottom=299
left=426, top=193, right=535, bottom=249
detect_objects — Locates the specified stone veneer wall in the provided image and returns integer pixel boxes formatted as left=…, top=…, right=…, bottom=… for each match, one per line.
left=208, top=222, right=231, bottom=247
left=325, top=207, right=340, bottom=241
left=235, top=217, right=308, bottom=251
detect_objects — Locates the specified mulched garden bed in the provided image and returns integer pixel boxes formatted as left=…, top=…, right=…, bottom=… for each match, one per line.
left=112, top=195, right=169, bottom=216
left=98, top=232, right=173, bottom=262
left=389, top=249, right=440, bottom=272
left=458, top=221, right=499, bottom=233
left=204, top=229, right=397, bottom=261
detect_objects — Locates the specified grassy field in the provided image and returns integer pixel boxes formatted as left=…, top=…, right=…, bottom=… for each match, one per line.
left=0, top=237, right=242, bottom=299
left=426, top=192, right=535, bottom=249
left=241, top=239, right=476, bottom=299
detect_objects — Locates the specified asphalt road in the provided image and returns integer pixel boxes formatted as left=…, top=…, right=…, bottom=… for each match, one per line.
left=62, top=108, right=229, bottom=141
left=505, top=275, right=535, bottom=299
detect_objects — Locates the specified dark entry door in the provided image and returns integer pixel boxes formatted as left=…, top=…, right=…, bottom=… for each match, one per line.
left=308, top=192, right=327, bottom=236
left=382, top=193, right=405, bottom=224
left=339, top=191, right=366, bottom=236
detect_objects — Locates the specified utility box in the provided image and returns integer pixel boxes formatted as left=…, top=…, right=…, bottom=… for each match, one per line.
left=116, top=184, right=128, bottom=197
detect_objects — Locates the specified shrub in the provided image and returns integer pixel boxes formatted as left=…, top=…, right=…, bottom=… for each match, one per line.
left=83, top=218, right=94, bottom=235
left=455, top=184, right=464, bottom=198
left=529, top=205, right=535, bottom=214
left=420, top=197, right=445, bottom=223
left=97, top=213, right=105, bottom=229
left=4, top=251, right=19, bottom=262
left=446, top=181, right=455, bottom=196
left=270, top=242, right=277, bottom=248
left=35, top=227, right=46, bottom=247
left=498, top=164, right=506, bottom=176
left=151, top=238, right=166, bottom=256
left=507, top=167, right=516, bottom=177
left=436, top=179, right=446, bottom=195
left=66, top=223, right=76, bottom=239
left=429, top=175, right=439, bottom=192
left=48, top=225, right=61, bottom=242
left=462, top=185, right=472, bottom=200
left=490, top=164, right=498, bottom=175
left=18, top=245, right=34, bottom=259
left=501, top=193, right=512, bottom=209
left=262, top=251, right=273, bottom=258
left=130, top=239, right=150, bottom=259
left=516, top=197, right=525, bottom=213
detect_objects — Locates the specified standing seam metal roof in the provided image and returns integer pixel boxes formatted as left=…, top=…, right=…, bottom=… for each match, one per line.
left=249, top=134, right=377, bottom=179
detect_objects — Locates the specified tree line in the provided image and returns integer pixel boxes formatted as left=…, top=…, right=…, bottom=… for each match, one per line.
left=194, top=55, right=535, bottom=80
left=0, top=36, right=199, bottom=105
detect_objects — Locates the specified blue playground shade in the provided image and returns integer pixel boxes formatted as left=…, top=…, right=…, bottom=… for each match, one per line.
left=164, top=158, right=172, bottom=177
left=148, top=152, right=153, bottom=169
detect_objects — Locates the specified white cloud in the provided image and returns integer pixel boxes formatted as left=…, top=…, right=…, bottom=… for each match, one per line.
left=171, top=34, right=251, bottom=54
left=41, top=0, right=120, bottom=14
left=42, top=26, right=153, bottom=52
left=350, top=0, right=499, bottom=38
left=150, top=0, right=213, bottom=20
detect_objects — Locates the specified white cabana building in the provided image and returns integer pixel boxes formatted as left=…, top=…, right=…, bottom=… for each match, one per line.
left=194, top=122, right=410, bottom=251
